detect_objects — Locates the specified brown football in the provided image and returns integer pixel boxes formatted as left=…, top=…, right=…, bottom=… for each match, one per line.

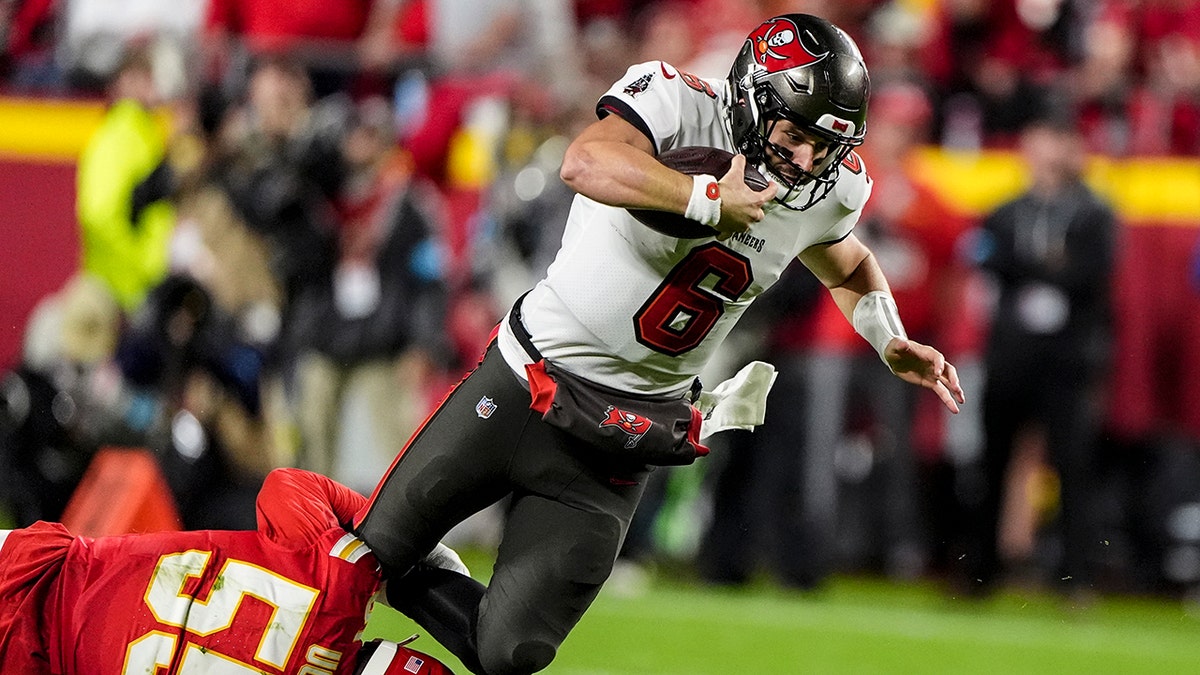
left=628, top=147, right=772, bottom=239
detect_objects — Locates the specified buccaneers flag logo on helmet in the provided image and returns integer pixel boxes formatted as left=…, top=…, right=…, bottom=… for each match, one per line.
left=599, top=406, right=653, bottom=449
left=748, top=17, right=826, bottom=73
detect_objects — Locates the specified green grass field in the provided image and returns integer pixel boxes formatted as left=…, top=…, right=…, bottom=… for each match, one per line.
left=365, top=552, right=1200, bottom=675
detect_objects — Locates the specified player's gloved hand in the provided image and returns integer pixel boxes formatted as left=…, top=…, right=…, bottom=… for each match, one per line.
left=714, top=154, right=776, bottom=241
left=883, top=338, right=966, bottom=414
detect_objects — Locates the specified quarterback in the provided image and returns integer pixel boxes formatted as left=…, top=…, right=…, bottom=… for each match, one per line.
left=0, top=468, right=458, bottom=674
left=354, top=13, right=966, bottom=675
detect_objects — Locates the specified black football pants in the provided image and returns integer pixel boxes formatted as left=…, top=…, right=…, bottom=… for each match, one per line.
left=354, top=341, right=649, bottom=675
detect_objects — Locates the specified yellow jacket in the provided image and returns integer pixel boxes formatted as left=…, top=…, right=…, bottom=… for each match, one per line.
left=76, top=98, right=174, bottom=313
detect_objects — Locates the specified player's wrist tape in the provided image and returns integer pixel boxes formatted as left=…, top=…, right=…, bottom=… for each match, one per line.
left=684, top=174, right=722, bottom=227
left=853, top=291, right=908, bottom=365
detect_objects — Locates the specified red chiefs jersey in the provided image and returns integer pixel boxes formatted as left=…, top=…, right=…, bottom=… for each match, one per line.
left=0, top=469, right=382, bottom=675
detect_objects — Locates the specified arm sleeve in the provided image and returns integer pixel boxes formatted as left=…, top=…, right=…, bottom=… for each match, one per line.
left=256, top=468, right=368, bottom=546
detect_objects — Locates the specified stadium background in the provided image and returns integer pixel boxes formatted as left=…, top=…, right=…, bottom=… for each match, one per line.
left=4, top=0, right=1200, bottom=672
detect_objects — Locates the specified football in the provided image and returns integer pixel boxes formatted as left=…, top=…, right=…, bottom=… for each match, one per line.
left=628, top=146, right=772, bottom=239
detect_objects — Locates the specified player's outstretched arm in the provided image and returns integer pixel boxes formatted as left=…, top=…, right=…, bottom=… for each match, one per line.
left=799, top=234, right=967, bottom=414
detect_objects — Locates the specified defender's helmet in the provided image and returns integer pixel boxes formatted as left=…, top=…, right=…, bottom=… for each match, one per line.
left=354, top=638, right=455, bottom=675
left=727, top=14, right=870, bottom=210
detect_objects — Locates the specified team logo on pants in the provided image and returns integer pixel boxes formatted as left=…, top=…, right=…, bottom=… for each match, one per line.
left=476, top=396, right=498, bottom=419
left=599, top=406, right=652, bottom=448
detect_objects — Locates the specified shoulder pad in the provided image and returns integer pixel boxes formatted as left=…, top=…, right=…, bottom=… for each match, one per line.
left=832, top=151, right=871, bottom=212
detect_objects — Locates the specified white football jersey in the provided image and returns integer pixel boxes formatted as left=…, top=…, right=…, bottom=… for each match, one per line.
left=497, top=60, right=873, bottom=395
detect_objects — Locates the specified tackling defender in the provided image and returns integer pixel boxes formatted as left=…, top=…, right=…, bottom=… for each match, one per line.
left=355, top=13, right=966, bottom=675
left=0, top=468, right=459, bottom=674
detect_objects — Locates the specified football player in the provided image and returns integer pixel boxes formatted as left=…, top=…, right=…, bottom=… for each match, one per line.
left=353, top=13, right=966, bottom=675
left=0, top=468, right=460, bottom=674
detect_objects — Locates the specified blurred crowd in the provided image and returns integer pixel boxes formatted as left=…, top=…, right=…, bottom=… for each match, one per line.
left=2, top=0, right=1200, bottom=605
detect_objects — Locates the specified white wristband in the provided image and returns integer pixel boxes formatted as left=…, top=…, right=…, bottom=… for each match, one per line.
left=852, top=291, right=908, bottom=365
left=683, top=174, right=722, bottom=227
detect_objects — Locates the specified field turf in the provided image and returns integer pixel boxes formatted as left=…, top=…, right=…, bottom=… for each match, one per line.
left=364, top=553, right=1200, bottom=674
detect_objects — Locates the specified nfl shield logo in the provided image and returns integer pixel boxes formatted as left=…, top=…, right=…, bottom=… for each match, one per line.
left=476, top=396, right=498, bottom=419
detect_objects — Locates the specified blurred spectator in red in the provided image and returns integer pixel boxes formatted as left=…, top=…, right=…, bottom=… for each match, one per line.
left=861, top=1, right=935, bottom=90
left=203, top=0, right=411, bottom=98
left=400, top=0, right=582, bottom=186
left=395, top=0, right=586, bottom=383
left=961, top=114, right=1116, bottom=597
left=631, top=1, right=698, bottom=69
left=1, top=0, right=62, bottom=89
left=662, top=0, right=760, bottom=79
left=290, top=96, right=450, bottom=494
left=855, top=85, right=971, bottom=383
left=1078, top=1, right=1200, bottom=156
left=1074, top=6, right=1139, bottom=155
left=758, top=0, right=879, bottom=39
left=1133, top=31, right=1200, bottom=154
left=922, top=0, right=1082, bottom=148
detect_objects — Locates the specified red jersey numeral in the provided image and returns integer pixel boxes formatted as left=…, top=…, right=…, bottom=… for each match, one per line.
left=634, top=244, right=753, bottom=356
left=122, top=551, right=333, bottom=674
left=679, top=70, right=716, bottom=98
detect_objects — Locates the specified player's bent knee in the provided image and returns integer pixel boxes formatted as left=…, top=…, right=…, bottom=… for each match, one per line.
left=480, top=639, right=556, bottom=675
left=561, top=513, right=624, bottom=585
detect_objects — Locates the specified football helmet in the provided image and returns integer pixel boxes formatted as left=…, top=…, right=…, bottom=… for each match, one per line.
left=354, top=637, right=455, bottom=675
left=727, top=14, right=870, bottom=210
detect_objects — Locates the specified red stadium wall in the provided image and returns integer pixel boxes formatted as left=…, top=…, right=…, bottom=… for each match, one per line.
left=1107, top=224, right=1200, bottom=440
left=0, top=158, right=79, bottom=367
left=0, top=97, right=101, bottom=369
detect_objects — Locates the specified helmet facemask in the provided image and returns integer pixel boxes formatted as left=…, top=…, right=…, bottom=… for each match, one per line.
left=755, top=98, right=857, bottom=211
